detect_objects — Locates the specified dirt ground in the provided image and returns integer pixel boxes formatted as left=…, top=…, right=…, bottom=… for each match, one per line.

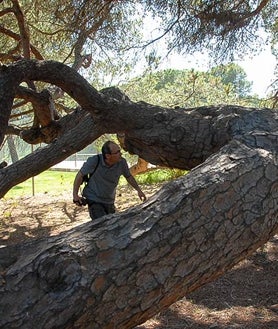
left=0, top=184, right=277, bottom=329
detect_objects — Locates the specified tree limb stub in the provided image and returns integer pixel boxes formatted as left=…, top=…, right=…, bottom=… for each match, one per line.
left=0, top=139, right=277, bottom=329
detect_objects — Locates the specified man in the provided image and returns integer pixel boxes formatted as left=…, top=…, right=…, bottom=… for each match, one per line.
left=73, top=140, right=146, bottom=219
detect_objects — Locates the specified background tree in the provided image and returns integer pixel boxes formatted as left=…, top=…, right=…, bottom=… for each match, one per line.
left=209, top=63, right=253, bottom=98
left=121, top=66, right=258, bottom=108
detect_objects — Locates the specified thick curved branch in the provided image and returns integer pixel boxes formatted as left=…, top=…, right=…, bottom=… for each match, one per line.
left=0, top=113, right=101, bottom=198
left=1, top=60, right=278, bottom=197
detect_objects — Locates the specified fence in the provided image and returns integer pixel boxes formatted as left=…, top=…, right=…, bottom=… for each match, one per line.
left=50, top=153, right=96, bottom=171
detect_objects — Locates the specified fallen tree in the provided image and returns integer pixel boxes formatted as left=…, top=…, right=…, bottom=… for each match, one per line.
left=0, top=60, right=278, bottom=328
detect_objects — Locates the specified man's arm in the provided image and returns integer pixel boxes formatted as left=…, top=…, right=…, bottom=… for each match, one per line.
left=73, top=171, right=84, bottom=205
left=125, top=175, right=147, bottom=202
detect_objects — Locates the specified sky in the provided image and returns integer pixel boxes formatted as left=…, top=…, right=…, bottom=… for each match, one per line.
left=237, top=48, right=276, bottom=97
left=160, top=46, right=277, bottom=98
left=131, top=11, right=278, bottom=99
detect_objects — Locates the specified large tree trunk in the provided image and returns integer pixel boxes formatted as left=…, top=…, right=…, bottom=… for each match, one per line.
left=0, top=60, right=278, bottom=328
left=1, top=139, right=277, bottom=329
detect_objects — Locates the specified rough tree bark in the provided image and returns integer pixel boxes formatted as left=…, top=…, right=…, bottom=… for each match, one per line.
left=0, top=60, right=278, bottom=329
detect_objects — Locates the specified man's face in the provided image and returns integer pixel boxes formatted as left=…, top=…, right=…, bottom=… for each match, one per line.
left=106, top=143, right=122, bottom=164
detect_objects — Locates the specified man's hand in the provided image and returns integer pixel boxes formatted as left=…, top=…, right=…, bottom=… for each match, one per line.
left=138, top=190, right=147, bottom=202
left=126, top=175, right=147, bottom=202
left=73, top=171, right=85, bottom=206
left=73, top=197, right=87, bottom=206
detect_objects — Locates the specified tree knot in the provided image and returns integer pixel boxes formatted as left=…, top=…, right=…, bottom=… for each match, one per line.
left=37, top=253, right=82, bottom=293
left=170, top=126, right=185, bottom=143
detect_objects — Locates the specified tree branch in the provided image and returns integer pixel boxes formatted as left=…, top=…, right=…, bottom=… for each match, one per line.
left=1, top=60, right=277, bottom=196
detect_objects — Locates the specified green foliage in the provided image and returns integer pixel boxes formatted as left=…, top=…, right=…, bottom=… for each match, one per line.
left=121, top=65, right=260, bottom=108
left=1, top=0, right=276, bottom=112
left=143, top=1, right=277, bottom=62
left=209, top=63, right=252, bottom=97
left=135, top=168, right=188, bottom=185
left=0, top=0, right=141, bottom=62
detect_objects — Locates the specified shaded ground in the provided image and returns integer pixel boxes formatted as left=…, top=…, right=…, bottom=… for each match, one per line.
left=0, top=184, right=277, bottom=329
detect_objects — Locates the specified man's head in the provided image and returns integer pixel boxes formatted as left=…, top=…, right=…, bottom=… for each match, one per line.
left=102, top=141, right=122, bottom=165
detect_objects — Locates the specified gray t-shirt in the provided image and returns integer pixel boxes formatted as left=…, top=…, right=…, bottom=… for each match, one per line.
left=81, top=154, right=131, bottom=204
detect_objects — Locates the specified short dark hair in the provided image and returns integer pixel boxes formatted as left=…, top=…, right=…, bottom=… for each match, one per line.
left=102, top=141, right=113, bottom=158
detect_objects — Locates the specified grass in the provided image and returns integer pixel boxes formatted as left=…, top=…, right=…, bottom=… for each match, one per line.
left=5, top=170, right=77, bottom=199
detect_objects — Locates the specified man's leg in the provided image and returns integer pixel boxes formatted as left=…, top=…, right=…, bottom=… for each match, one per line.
left=104, top=203, right=116, bottom=215
left=88, top=202, right=115, bottom=220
